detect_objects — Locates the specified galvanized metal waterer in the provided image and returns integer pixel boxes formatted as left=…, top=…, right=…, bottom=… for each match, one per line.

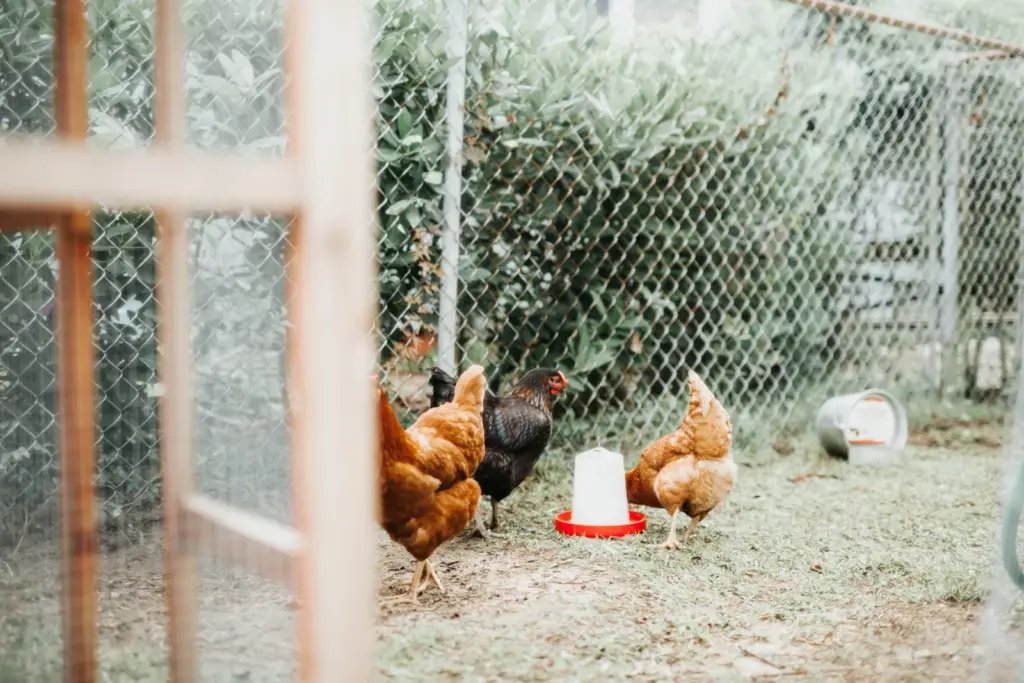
left=816, top=389, right=908, bottom=460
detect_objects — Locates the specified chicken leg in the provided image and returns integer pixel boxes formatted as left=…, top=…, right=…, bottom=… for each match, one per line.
left=422, top=559, right=444, bottom=594
left=473, top=505, right=491, bottom=538
left=661, top=510, right=681, bottom=550
left=682, top=513, right=706, bottom=543
left=472, top=499, right=505, bottom=539
left=381, top=561, right=427, bottom=606
left=490, top=500, right=500, bottom=531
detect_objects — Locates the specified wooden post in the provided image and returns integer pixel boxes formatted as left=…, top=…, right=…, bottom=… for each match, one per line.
left=2, top=0, right=378, bottom=680
left=154, top=0, right=198, bottom=680
left=0, top=141, right=300, bottom=213
left=285, top=0, right=378, bottom=680
left=53, top=0, right=97, bottom=681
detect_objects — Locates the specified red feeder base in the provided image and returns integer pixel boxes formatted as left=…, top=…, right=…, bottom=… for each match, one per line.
left=553, top=509, right=647, bottom=538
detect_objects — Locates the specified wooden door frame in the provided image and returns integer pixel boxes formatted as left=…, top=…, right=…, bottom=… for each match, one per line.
left=0, top=1, right=377, bottom=681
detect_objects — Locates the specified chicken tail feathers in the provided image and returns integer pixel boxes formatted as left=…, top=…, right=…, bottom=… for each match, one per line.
left=686, top=370, right=713, bottom=420
left=377, top=386, right=416, bottom=464
left=428, top=366, right=457, bottom=409
left=453, top=364, right=487, bottom=410
left=429, top=367, right=456, bottom=391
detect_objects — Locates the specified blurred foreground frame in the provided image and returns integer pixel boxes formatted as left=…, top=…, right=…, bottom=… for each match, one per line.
left=0, top=0, right=378, bottom=681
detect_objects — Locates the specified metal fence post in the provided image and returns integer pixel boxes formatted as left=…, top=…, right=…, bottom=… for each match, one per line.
left=940, top=62, right=963, bottom=394
left=437, top=0, right=468, bottom=376
left=925, top=64, right=944, bottom=391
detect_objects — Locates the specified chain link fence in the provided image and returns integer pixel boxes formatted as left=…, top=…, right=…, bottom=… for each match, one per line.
left=378, top=0, right=1024, bottom=454
left=0, top=0, right=293, bottom=551
left=1, top=0, right=1024, bottom=674
left=0, top=0, right=1019, bottom=679
left=0, top=0, right=1022, bottom=543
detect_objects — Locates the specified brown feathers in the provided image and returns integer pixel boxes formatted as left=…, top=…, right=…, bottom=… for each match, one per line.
left=625, top=371, right=736, bottom=546
left=377, top=365, right=487, bottom=561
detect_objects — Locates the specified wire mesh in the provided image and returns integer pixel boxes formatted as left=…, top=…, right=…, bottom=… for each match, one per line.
left=376, top=0, right=1024, bottom=451
left=182, top=0, right=295, bottom=678
left=1, top=0, right=297, bottom=678
left=0, top=2, right=61, bottom=677
left=2, top=0, right=1024, bottom=679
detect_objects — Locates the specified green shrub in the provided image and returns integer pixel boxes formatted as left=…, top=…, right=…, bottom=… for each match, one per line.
left=2, top=0, right=1022, bottom=536
left=375, top=0, right=871, bottom=412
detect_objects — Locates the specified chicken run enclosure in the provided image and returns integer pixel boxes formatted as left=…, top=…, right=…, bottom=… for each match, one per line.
left=4, top=0, right=1024, bottom=680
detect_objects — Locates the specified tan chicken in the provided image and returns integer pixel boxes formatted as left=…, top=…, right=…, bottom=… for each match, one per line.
left=375, top=364, right=487, bottom=603
left=625, top=371, right=736, bottom=549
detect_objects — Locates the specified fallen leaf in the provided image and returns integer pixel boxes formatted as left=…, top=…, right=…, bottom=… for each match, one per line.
left=790, top=473, right=840, bottom=483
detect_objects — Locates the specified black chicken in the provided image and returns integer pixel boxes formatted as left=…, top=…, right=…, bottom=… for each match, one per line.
left=428, top=366, right=458, bottom=408
left=427, top=366, right=568, bottom=536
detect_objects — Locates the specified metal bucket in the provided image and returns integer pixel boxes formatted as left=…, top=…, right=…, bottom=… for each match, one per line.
left=816, top=389, right=908, bottom=463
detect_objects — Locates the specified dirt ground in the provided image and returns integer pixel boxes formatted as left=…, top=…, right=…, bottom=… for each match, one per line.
left=2, top=417, right=1024, bottom=682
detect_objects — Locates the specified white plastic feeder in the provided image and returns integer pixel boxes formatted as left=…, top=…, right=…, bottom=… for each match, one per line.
left=816, top=389, right=908, bottom=465
left=570, top=448, right=629, bottom=525
left=553, top=447, right=646, bottom=538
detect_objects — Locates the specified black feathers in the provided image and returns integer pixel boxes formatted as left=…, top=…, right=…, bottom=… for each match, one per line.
left=428, top=367, right=563, bottom=504
left=428, top=366, right=456, bottom=408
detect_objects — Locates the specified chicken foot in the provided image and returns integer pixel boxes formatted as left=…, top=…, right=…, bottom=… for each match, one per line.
left=472, top=499, right=505, bottom=539
left=661, top=511, right=682, bottom=550
left=381, top=559, right=444, bottom=606
left=682, top=513, right=706, bottom=543
left=422, top=559, right=445, bottom=594
left=381, top=561, right=426, bottom=606
left=473, top=506, right=490, bottom=538
left=662, top=511, right=706, bottom=549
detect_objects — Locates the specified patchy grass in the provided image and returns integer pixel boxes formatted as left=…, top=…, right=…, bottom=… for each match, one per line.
left=2, top=416, right=1023, bottom=681
left=376, top=425, right=1009, bottom=682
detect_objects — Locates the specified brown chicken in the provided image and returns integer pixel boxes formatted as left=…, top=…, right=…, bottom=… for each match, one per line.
left=625, top=371, right=736, bottom=549
left=376, top=364, right=487, bottom=603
